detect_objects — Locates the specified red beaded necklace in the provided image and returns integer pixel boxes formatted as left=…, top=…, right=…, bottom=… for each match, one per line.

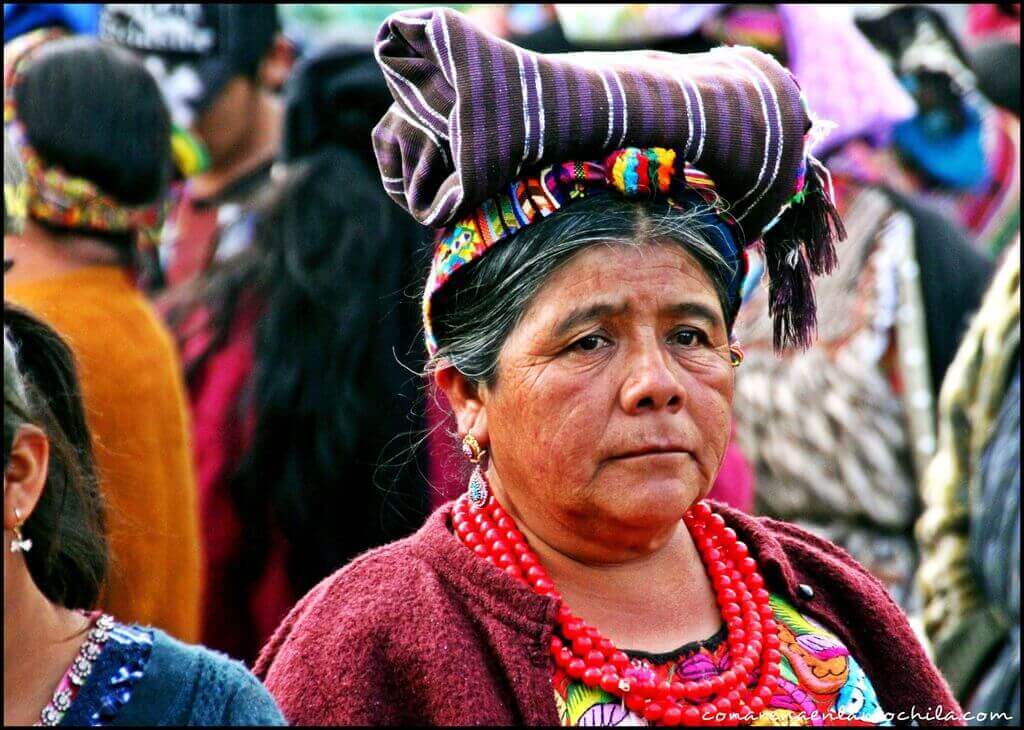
left=451, top=495, right=782, bottom=726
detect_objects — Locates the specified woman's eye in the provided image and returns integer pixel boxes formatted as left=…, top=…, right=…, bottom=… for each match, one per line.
left=672, top=328, right=707, bottom=347
left=572, top=334, right=608, bottom=352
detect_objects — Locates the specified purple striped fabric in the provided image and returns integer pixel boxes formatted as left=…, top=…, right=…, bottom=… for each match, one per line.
left=372, top=7, right=846, bottom=351
left=372, top=7, right=812, bottom=245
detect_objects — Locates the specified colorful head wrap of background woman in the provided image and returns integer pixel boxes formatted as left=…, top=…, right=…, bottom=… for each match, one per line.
left=370, top=8, right=846, bottom=356
left=3, top=28, right=167, bottom=249
left=4, top=129, right=27, bottom=235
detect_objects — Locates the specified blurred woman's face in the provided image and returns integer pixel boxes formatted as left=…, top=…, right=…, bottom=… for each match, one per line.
left=479, top=242, right=735, bottom=562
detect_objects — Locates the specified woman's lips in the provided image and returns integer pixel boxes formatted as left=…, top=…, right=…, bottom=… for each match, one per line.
left=609, top=446, right=693, bottom=460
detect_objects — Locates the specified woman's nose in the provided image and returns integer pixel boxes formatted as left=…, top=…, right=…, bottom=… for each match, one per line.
left=618, top=341, right=686, bottom=414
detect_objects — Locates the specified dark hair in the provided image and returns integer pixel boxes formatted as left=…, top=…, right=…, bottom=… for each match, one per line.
left=167, top=145, right=429, bottom=595
left=14, top=37, right=172, bottom=209
left=430, top=194, right=735, bottom=386
left=4, top=303, right=108, bottom=610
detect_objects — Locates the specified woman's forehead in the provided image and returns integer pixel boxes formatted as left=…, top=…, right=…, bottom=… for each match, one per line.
left=533, top=243, right=722, bottom=312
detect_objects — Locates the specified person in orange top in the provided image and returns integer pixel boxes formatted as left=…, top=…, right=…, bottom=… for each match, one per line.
left=4, top=32, right=200, bottom=641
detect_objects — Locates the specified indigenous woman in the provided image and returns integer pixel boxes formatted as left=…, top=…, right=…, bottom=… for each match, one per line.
left=4, top=31, right=202, bottom=640
left=3, top=300, right=285, bottom=725
left=256, top=9, right=961, bottom=726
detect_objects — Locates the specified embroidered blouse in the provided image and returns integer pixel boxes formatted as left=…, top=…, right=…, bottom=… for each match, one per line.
left=554, top=593, right=891, bottom=726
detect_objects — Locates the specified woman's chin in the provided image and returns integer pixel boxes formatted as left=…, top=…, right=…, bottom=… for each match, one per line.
left=589, top=470, right=703, bottom=529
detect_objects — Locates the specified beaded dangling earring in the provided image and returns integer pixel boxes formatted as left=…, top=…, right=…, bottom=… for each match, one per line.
left=9, top=508, right=32, bottom=554
left=461, top=434, right=490, bottom=508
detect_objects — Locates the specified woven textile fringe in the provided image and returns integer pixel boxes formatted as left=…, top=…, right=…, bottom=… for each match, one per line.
left=763, top=155, right=846, bottom=350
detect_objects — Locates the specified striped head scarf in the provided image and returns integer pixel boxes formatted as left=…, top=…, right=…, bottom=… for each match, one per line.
left=371, top=8, right=845, bottom=355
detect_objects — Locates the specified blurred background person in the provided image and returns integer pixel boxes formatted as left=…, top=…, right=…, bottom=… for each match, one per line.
left=4, top=31, right=201, bottom=642
left=855, top=4, right=1020, bottom=258
left=915, top=240, right=1019, bottom=725
left=99, top=4, right=294, bottom=291
left=3, top=3, right=102, bottom=44
left=3, top=302, right=285, bottom=726
left=164, top=42, right=430, bottom=665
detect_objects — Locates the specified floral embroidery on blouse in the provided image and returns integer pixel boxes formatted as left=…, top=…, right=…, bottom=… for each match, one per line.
left=553, top=593, right=890, bottom=726
left=53, top=619, right=154, bottom=726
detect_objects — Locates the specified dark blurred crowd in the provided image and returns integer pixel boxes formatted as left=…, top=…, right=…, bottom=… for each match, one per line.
left=3, top=3, right=1020, bottom=726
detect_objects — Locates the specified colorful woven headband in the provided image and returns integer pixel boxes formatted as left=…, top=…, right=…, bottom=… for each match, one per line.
left=424, top=147, right=744, bottom=354
left=372, top=8, right=846, bottom=355
left=3, top=29, right=167, bottom=248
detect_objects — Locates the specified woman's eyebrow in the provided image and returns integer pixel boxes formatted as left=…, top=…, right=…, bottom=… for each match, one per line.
left=551, top=302, right=628, bottom=338
left=665, top=302, right=725, bottom=329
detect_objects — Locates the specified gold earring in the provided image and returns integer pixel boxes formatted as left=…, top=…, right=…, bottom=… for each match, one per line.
left=729, top=345, right=745, bottom=368
left=10, top=508, right=32, bottom=554
left=461, top=433, right=484, bottom=463
left=461, top=434, right=490, bottom=508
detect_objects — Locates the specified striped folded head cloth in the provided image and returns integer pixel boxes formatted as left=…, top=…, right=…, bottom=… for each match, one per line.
left=370, top=7, right=846, bottom=355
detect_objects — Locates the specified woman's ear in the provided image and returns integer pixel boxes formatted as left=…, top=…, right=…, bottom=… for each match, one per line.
left=4, top=425, right=49, bottom=530
left=259, top=35, right=297, bottom=93
left=434, top=365, right=489, bottom=448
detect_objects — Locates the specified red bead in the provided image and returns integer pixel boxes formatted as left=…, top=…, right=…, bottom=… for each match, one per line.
left=708, top=513, right=726, bottom=530
left=490, top=540, right=509, bottom=554
left=739, top=557, right=758, bottom=574
left=524, top=565, right=546, bottom=581
left=600, top=673, right=621, bottom=694
left=748, top=696, right=766, bottom=713
left=662, top=705, right=683, bottom=726
left=731, top=629, right=746, bottom=643
left=723, top=602, right=741, bottom=618
left=512, top=542, right=529, bottom=555
left=573, top=636, right=593, bottom=654
left=683, top=706, right=701, bottom=724
left=699, top=703, right=718, bottom=721
left=625, top=693, right=646, bottom=713
left=495, top=516, right=515, bottom=530
left=464, top=532, right=482, bottom=546
left=518, top=553, right=538, bottom=568
left=710, top=560, right=729, bottom=575
left=730, top=541, right=749, bottom=559
left=721, top=527, right=738, bottom=544
left=748, top=573, right=765, bottom=590
left=497, top=553, right=515, bottom=568
left=758, top=604, right=774, bottom=618
left=765, top=634, right=780, bottom=649
left=642, top=702, right=664, bottom=722
left=585, top=650, right=605, bottom=667
left=719, top=669, right=737, bottom=687
left=472, top=544, right=489, bottom=558
left=719, top=587, right=738, bottom=603
left=598, top=638, right=616, bottom=653
left=483, top=528, right=500, bottom=542
left=566, top=658, right=586, bottom=679
left=715, top=696, right=733, bottom=713
left=563, top=621, right=584, bottom=639
left=533, top=578, right=555, bottom=592
left=765, top=648, right=781, bottom=664
left=484, top=555, right=497, bottom=566
left=582, top=667, right=603, bottom=687
left=754, top=588, right=771, bottom=605
left=655, top=681, right=672, bottom=700
left=691, top=501, right=712, bottom=519
left=706, top=548, right=722, bottom=561
left=558, top=648, right=573, bottom=666
left=610, top=652, right=630, bottom=671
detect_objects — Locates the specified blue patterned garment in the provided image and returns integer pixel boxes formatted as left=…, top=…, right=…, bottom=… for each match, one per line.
left=59, top=622, right=154, bottom=727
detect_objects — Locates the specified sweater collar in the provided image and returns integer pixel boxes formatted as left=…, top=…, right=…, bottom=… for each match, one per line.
left=415, top=499, right=803, bottom=624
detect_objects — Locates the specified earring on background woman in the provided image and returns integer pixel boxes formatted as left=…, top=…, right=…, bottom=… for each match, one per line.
left=461, top=434, right=490, bottom=508
left=9, top=507, right=32, bottom=553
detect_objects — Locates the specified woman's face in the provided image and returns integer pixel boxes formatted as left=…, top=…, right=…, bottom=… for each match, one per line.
left=477, top=242, right=735, bottom=562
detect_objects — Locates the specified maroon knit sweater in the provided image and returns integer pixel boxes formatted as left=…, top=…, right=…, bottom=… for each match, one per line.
left=255, top=500, right=963, bottom=726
